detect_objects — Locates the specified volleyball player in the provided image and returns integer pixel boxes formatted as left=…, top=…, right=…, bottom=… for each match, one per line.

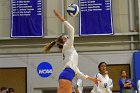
left=44, top=10, right=99, bottom=93
left=91, top=62, right=112, bottom=93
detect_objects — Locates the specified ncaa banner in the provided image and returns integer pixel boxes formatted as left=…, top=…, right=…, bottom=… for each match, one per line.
left=79, top=0, right=113, bottom=35
left=11, top=0, right=43, bottom=37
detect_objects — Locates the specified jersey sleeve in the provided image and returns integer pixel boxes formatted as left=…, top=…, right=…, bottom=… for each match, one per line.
left=75, top=67, right=89, bottom=79
left=63, top=21, right=74, bottom=47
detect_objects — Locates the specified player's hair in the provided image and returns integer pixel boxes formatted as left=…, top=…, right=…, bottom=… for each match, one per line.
left=44, top=34, right=66, bottom=52
left=44, top=40, right=56, bottom=52
left=56, top=34, right=66, bottom=49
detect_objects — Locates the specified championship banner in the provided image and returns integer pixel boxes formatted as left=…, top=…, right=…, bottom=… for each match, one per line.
left=11, top=0, right=43, bottom=37
left=79, top=0, right=113, bottom=35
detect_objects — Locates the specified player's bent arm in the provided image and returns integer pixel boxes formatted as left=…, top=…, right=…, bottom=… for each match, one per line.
left=76, top=67, right=99, bottom=84
left=86, top=76, right=99, bottom=85
left=76, top=67, right=88, bottom=79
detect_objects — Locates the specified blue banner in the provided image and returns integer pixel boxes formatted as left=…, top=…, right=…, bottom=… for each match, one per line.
left=133, top=52, right=140, bottom=90
left=11, top=0, right=43, bottom=37
left=79, top=0, right=113, bottom=35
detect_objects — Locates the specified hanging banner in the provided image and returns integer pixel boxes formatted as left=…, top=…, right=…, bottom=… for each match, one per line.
left=11, top=0, right=43, bottom=37
left=79, top=0, right=113, bottom=36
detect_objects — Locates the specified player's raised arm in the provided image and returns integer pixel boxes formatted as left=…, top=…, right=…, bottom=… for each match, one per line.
left=54, top=10, right=74, bottom=47
left=54, top=10, right=65, bottom=22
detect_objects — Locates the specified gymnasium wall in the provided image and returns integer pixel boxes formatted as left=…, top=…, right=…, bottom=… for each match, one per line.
left=0, top=51, right=134, bottom=93
left=0, top=0, right=139, bottom=54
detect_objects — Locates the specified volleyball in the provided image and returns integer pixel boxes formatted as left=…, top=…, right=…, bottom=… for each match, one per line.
left=67, top=3, right=79, bottom=17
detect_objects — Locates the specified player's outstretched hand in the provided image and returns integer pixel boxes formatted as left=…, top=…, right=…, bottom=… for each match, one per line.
left=53, top=10, right=65, bottom=22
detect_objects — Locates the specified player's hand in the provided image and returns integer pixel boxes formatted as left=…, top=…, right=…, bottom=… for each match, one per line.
left=128, top=84, right=132, bottom=88
left=92, top=77, right=100, bottom=85
left=87, top=77, right=100, bottom=85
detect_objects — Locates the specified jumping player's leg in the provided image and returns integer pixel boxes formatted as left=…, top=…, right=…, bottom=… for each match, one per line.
left=57, top=79, right=72, bottom=93
left=57, top=68, right=75, bottom=93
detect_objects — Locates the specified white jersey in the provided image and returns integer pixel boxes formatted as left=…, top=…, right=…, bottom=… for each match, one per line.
left=63, top=21, right=88, bottom=79
left=91, top=73, right=113, bottom=93
left=138, top=80, right=140, bottom=93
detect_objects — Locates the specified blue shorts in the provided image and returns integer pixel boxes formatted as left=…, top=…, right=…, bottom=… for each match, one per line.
left=59, top=68, right=75, bottom=81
